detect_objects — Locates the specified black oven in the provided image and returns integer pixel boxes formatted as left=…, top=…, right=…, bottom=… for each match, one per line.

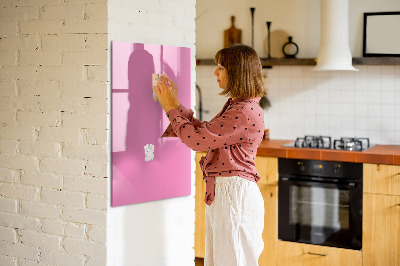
left=278, top=158, right=363, bottom=250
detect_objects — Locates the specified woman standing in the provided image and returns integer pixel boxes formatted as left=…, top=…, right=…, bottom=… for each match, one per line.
left=153, top=44, right=266, bottom=266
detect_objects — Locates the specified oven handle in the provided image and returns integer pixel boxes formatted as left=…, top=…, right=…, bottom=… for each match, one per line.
left=280, top=177, right=357, bottom=189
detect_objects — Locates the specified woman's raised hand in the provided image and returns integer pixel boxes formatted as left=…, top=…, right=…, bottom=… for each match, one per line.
left=160, top=75, right=180, bottom=108
left=153, top=76, right=175, bottom=113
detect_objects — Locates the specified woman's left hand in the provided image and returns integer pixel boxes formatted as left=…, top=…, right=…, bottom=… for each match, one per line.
left=153, top=77, right=175, bottom=113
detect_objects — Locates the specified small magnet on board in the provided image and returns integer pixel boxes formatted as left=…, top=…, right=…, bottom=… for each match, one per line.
left=144, top=144, right=154, bottom=161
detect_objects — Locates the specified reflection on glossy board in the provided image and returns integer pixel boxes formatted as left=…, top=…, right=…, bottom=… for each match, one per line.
left=111, top=41, right=191, bottom=207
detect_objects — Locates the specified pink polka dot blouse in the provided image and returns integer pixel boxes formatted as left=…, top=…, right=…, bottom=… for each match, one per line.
left=162, top=97, right=265, bottom=205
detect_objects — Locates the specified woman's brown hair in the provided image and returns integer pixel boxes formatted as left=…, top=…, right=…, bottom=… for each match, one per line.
left=214, top=44, right=267, bottom=99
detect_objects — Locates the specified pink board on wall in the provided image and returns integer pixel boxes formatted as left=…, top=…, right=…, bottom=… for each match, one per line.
left=111, top=41, right=191, bottom=207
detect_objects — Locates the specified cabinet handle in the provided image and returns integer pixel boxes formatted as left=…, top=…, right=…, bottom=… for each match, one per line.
left=307, top=252, right=328, bottom=256
left=397, top=204, right=400, bottom=207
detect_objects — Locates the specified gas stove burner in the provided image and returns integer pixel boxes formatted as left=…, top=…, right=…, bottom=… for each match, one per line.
left=295, top=135, right=332, bottom=149
left=333, top=137, right=370, bottom=151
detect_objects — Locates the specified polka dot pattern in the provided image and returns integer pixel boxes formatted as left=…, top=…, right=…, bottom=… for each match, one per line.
left=162, top=97, right=265, bottom=205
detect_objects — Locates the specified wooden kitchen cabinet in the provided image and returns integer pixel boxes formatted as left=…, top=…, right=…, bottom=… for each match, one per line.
left=194, top=154, right=279, bottom=264
left=363, top=163, right=400, bottom=266
left=276, top=241, right=362, bottom=266
left=363, top=193, right=400, bottom=266
left=195, top=151, right=207, bottom=258
left=364, top=163, right=400, bottom=196
left=258, top=184, right=278, bottom=266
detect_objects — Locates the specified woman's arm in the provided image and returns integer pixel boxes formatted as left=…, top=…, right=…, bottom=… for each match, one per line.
left=165, top=107, right=249, bottom=152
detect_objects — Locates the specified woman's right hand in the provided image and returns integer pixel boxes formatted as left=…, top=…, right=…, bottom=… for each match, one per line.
left=160, top=75, right=180, bottom=108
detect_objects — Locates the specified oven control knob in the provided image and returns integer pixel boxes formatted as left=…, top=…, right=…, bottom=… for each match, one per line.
left=334, top=164, right=341, bottom=174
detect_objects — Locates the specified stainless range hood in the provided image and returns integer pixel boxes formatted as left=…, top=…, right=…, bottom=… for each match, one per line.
left=314, top=0, right=358, bottom=71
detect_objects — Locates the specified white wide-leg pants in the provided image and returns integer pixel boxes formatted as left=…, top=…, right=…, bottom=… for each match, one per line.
left=205, top=176, right=265, bottom=266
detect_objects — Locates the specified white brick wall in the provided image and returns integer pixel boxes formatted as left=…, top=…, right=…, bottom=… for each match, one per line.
left=0, top=0, right=108, bottom=265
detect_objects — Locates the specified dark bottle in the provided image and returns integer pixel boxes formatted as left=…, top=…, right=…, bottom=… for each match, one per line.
left=282, top=36, right=299, bottom=58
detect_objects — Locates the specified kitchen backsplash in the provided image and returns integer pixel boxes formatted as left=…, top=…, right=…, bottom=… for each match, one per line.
left=196, top=65, right=400, bottom=145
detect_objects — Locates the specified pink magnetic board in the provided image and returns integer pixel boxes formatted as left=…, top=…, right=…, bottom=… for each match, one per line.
left=111, top=41, right=191, bottom=207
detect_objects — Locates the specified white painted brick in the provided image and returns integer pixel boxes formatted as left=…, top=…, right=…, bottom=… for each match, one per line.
left=19, top=140, right=58, bottom=157
left=21, top=171, right=62, bottom=189
left=0, top=168, right=15, bottom=183
left=63, top=144, right=107, bottom=161
left=0, top=52, right=17, bottom=65
left=63, top=113, right=107, bottom=129
left=0, top=81, right=16, bottom=97
left=62, top=19, right=107, bottom=34
left=0, top=36, right=40, bottom=52
left=61, top=81, right=107, bottom=98
left=42, top=34, right=86, bottom=51
left=16, top=111, right=61, bottom=127
left=0, top=138, right=18, bottom=154
left=41, top=219, right=63, bottom=236
left=87, top=225, right=105, bottom=243
left=85, top=65, right=107, bottom=81
left=84, top=160, right=107, bottom=177
left=20, top=200, right=61, bottom=219
left=0, top=7, right=39, bottom=22
left=85, top=34, right=108, bottom=51
left=77, top=0, right=107, bottom=3
left=85, top=129, right=107, bottom=145
left=0, top=241, right=39, bottom=261
left=83, top=98, right=108, bottom=114
left=86, top=254, right=106, bottom=266
left=0, top=126, right=34, bottom=141
left=160, top=0, right=186, bottom=16
left=18, top=80, right=61, bottom=97
left=40, top=249, right=85, bottom=266
left=41, top=4, right=84, bottom=20
left=37, top=66, right=84, bottom=82
left=38, top=127, right=80, bottom=144
left=5, top=96, right=40, bottom=112
left=63, top=175, right=107, bottom=195
left=19, top=230, right=61, bottom=251
left=0, top=154, right=39, bottom=171
left=0, top=212, right=41, bottom=231
left=18, top=259, right=41, bottom=266
left=0, top=196, right=17, bottom=213
left=0, top=110, right=16, bottom=125
left=38, top=96, right=84, bottom=113
left=40, top=157, right=84, bottom=176
left=63, top=237, right=106, bottom=257
left=64, top=222, right=85, bottom=239
left=0, top=183, right=39, bottom=201
left=85, top=3, right=107, bottom=20
left=41, top=188, right=85, bottom=208
left=0, top=255, right=16, bottom=266
left=20, top=21, right=61, bottom=35
left=63, top=50, right=107, bottom=65
left=0, top=96, right=17, bottom=111
left=61, top=207, right=106, bottom=226
left=3, top=0, right=62, bottom=6
left=0, top=226, right=17, bottom=243
left=86, top=193, right=107, bottom=210
left=0, top=66, right=36, bottom=81
left=19, top=51, right=62, bottom=66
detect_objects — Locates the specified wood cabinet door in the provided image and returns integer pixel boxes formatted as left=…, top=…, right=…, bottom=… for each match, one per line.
left=363, top=193, right=400, bottom=266
left=364, top=164, right=400, bottom=196
left=195, top=152, right=207, bottom=258
left=276, top=241, right=362, bottom=266
left=255, top=156, right=278, bottom=186
left=259, top=185, right=278, bottom=266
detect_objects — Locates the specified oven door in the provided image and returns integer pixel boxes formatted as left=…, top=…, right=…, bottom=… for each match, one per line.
left=278, top=176, right=362, bottom=250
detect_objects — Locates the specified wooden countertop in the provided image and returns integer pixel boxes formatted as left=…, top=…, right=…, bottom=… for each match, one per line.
left=256, top=139, right=400, bottom=165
